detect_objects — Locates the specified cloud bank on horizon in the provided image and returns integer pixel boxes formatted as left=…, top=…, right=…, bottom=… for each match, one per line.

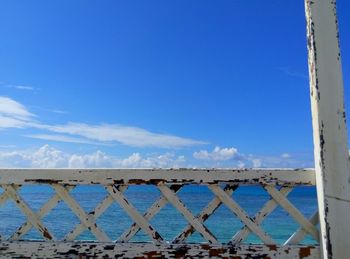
left=0, top=96, right=313, bottom=169
left=0, top=144, right=312, bottom=169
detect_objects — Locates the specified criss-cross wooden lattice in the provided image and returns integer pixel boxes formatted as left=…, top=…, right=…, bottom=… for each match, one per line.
left=0, top=170, right=319, bottom=246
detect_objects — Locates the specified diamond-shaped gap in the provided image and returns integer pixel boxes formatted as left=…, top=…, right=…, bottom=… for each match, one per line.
left=95, top=193, right=135, bottom=241
left=70, top=185, right=107, bottom=213
left=299, top=229, right=320, bottom=245
left=21, top=228, right=44, bottom=240
left=185, top=231, right=207, bottom=243
left=70, top=185, right=118, bottom=241
left=119, top=184, right=162, bottom=242
left=18, top=185, right=55, bottom=212
left=12, top=185, right=57, bottom=240
left=203, top=195, right=244, bottom=244
left=174, top=184, right=215, bottom=244
left=233, top=185, right=271, bottom=217
left=244, top=232, right=264, bottom=244
left=75, top=229, right=95, bottom=241
left=0, top=198, right=27, bottom=240
left=149, top=203, right=188, bottom=242
left=287, top=186, right=318, bottom=219
left=231, top=185, right=271, bottom=244
left=261, top=186, right=302, bottom=245
left=123, top=185, right=162, bottom=215
left=177, top=184, right=215, bottom=215
left=42, top=193, right=80, bottom=241
left=149, top=184, right=199, bottom=242
left=281, top=186, right=319, bottom=245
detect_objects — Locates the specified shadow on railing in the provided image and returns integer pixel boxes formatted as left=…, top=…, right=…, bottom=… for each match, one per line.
left=0, top=169, right=320, bottom=258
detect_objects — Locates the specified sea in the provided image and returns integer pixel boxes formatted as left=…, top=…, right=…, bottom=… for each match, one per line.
left=0, top=185, right=318, bottom=245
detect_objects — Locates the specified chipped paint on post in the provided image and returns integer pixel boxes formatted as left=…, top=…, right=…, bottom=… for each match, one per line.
left=305, top=0, right=350, bottom=258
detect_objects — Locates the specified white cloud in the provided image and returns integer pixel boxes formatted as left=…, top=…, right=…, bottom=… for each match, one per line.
left=12, top=85, right=34, bottom=91
left=0, top=97, right=34, bottom=119
left=36, top=123, right=206, bottom=148
left=0, top=145, right=16, bottom=149
left=24, top=134, right=111, bottom=146
left=0, top=96, right=206, bottom=149
left=50, top=109, right=68, bottom=114
left=0, top=115, right=29, bottom=128
left=0, top=145, right=187, bottom=168
left=281, top=153, right=291, bottom=158
left=31, top=145, right=67, bottom=168
left=251, top=159, right=262, bottom=167
left=193, top=146, right=238, bottom=161
left=0, top=97, right=36, bottom=128
left=3, top=84, right=35, bottom=91
left=0, top=144, right=313, bottom=169
left=192, top=147, right=312, bottom=168
left=246, top=153, right=313, bottom=168
left=118, top=153, right=186, bottom=168
left=68, top=151, right=112, bottom=168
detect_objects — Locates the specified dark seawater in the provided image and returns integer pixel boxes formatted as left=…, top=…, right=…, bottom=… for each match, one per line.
left=0, top=185, right=318, bottom=245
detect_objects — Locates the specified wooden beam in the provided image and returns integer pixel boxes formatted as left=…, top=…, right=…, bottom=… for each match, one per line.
left=0, top=241, right=320, bottom=258
left=0, top=169, right=316, bottom=185
left=305, top=0, right=350, bottom=258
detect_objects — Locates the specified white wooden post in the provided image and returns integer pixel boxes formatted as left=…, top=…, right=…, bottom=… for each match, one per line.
left=305, top=0, right=350, bottom=258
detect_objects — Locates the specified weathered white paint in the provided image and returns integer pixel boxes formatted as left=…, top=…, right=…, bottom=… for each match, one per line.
left=284, top=212, right=319, bottom=246
left=11, top=186, right=74, bottom=241
left=264, top=186, right=319, bottom=241
left=0, top=241, right=320, bottom=258
left=53, top=184, right=111, bottom=242
left=158, top=183, right=218, bottom=244
left=106, top=185, right=164, bottom=244
left=305, top=0, right=350, bottom=258
left=209, top=184, right=274, bottom=244
left=2, top=185, right=55, bottom=241
left=119, top=184, right=182, bottom=242
left=231, top=186, right=293, bottom=244
left=0, top=168, right=316, bottom=185
left=65, top=185, right=127, bottom=241
left=0, top=169, right=319, bottom=257
left=173, top=184, right=237, bottom=243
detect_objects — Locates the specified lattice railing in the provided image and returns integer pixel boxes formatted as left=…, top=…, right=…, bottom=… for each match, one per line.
left=0, top=169, right=320, bottom=258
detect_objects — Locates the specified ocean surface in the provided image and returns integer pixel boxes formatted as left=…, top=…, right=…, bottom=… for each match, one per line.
left=0, top=185, right=318, bottom=245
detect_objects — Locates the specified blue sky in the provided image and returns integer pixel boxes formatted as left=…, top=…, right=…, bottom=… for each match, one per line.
left=0, top=1, right=349, bottom=168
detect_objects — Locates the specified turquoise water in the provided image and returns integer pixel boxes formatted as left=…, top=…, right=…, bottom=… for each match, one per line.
left=0, top=185, right=318, bottom=245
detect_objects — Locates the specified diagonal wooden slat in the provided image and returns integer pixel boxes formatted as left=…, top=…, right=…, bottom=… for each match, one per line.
left=0, top=192, right=9, bottom=205
left=172, top=184, right=238, bottom=244
left=106, top=185, right=164, bottom=244
left=2, top=185, right=55, bottom=241
left=231, top=186, right=293, bottom=244
left=0, top=186, right=20, bottom=205
left=10, top=186, right=75, bottom=241
left=208, top=184, right=275, bottom=244
left=118, top=185, right=182, bottom=242
left=65, top=185, right=128, bottom=241
left=158, top=183, right=218, bottom=244
left=284, top=211, right=319, bottom=245
left=264, top=185, right=319, bottom=241
left=0, top=186, right=19, bottom=241
left=52, top=184, right=110, bottom=242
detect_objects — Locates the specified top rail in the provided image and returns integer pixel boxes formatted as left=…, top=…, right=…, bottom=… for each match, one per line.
left=0, top=168, right=315, bottom=185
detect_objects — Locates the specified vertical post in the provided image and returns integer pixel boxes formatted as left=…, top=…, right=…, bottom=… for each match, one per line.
left=305, top=0, right=350, bottom=258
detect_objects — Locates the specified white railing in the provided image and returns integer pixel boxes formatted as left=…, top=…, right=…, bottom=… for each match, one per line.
left=0, top=169, right=320, bottom=258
